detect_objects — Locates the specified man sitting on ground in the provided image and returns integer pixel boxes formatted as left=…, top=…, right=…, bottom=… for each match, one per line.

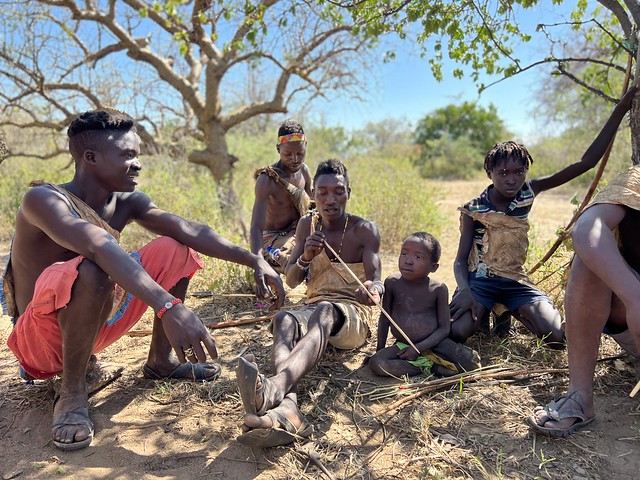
left=1, top=108, right=284, bottom=451
left=236, top=159, right=382, bottom=447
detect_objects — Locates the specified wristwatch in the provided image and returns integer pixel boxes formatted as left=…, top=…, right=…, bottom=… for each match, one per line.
left=157, top=298, right=182, bottom=319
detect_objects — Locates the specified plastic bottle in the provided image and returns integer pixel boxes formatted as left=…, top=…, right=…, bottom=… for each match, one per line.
left=265, top=246, right=281, bottom=261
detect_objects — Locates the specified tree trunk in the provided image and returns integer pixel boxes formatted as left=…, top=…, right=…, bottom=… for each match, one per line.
left=631, top=94, right=640, bottom=165
left=187, top=121, right=247, bottom=236
left=187, top=122, right=234, bottom=182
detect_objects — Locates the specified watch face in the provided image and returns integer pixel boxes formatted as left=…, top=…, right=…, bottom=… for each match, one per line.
left=164, top=301, right=173, bottom=309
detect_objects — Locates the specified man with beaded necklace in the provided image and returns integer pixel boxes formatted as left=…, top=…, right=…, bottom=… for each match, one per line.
left=236, top=159, right=383, bottom=447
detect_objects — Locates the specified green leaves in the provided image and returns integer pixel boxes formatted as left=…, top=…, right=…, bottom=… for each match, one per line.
left=343, top=0, right=542, bottom=87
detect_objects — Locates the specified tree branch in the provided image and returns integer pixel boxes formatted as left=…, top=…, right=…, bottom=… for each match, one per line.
left=557, top=63, right=618, bottom=103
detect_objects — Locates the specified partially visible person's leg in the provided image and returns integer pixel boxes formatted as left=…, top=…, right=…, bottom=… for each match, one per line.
left=449, top=307, right=487, bottom=344
left=53, top=259, right=114, bottom=449
left=92, top=237, right=217, bottom=381
left=240, top=301, right=342, bottom=415
left=531, top=256, right=613, bottom=435
left=516, top=300, right=564, bottom=348
left=272, top=310, right=303, bottom=370
left=369, top=345, right=422, bottom=377
left=431, top=338, right=481, bottom=372
left=492, top=310, right=513, bottom=338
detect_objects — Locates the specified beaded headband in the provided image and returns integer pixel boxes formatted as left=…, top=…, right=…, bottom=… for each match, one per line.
left=278, top=132, right=306, bottom=145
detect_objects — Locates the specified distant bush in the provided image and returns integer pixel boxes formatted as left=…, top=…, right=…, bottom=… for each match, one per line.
left=0, top=156, right=70, bottom=235
left=528, top=126, right=633, bottom=188
left=413, top=135, right=485, bottom=180
left=346, top=154, right=444, bottom=251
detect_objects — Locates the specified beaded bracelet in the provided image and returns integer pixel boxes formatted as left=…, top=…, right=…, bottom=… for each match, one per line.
left=296, top=256, right=311, bottom=271
left=371, top=280, right=385, bottom=296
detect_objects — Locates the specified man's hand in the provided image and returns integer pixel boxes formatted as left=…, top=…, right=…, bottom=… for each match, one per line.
left=450, top=289, right=481, bottom=322
left=355, top=280, right=381, bottom=305
left=303, top=231, right=326, bottom=260
left=160, top=304, right=218, bottom=363
left=254, top=257, right=285, bottom=311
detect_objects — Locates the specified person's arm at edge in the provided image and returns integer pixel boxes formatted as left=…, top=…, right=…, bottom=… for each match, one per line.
left=132, top=194, right=284, bottom=309
left=302, top=164, right=313, bottom=197
left=284, top=215, right=311, bottom=289
left=249, top=175, right=271, bottom=255
left=531, top=84, right=639, bottom=194
left=572, top=204, right=640, bottom=309
left=355, top=220, right=382, bottom=306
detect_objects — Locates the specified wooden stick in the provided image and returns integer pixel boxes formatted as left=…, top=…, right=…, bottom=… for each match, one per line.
left=630, top=379, right=640, bottom=398
left=126, top=314, right=274, bottom=336
left=322, top=240, right=420, bottom=354
left=206, top=314, right=273, bottom=329
left=378, top=366, right=568, bottom=415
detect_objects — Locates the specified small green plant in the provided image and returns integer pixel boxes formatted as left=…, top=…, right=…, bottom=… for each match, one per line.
left=533, top=331, right=553, bottom=362
left=154, top=381, right=174, bottom=397
left=537, top=449, right=557, bottom=471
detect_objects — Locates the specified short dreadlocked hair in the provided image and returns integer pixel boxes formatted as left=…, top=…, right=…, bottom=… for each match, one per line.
left=313, top=159, right=349, bottom=190
left=67, top=108, right=136, bottom=160
left=278, top=119, right=305, bottom=137
left=407, top=231, right=441, bottom=262
left=483, top=141, right=533, bottom=178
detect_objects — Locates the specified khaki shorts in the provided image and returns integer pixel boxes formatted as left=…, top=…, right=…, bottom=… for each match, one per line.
left=287, top=302, right=372, bottom=350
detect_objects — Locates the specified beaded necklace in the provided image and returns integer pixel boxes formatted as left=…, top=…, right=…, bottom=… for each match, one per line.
left=319, top=214, right=349, bottom=262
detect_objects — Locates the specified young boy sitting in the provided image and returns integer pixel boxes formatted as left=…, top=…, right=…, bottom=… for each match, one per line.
left=369, top=232, right=481, bottom=377
left=449, top=85, right=638, bottom=348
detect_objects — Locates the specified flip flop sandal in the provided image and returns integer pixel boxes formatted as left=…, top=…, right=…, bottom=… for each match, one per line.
left=142, top=362, right=221, bottom=381
left=52, top=406, right=95, bottom=451
left=236, top=357, right=279, bottom=416
left=528, top=392, right=595, bottom=438
left=237, top=410, right=312, bottom=448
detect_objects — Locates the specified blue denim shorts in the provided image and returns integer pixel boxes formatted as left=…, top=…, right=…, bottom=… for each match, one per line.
left=468, top=271, right=551, bottom=312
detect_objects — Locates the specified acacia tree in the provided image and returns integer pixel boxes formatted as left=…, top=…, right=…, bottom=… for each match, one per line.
left=0, top=0, right=371, bottom=185
left=338, top=0, right=640, bottom=162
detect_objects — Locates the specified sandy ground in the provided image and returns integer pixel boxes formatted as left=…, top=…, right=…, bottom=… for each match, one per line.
left=1, top=179, right=639, bottom=479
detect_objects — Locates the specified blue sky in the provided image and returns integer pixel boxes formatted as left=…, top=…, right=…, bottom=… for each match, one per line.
left=313, top=1, right=585, bottom=143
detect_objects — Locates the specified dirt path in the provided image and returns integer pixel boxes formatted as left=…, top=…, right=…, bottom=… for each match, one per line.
left=1, top=180, right=639, bottom=479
